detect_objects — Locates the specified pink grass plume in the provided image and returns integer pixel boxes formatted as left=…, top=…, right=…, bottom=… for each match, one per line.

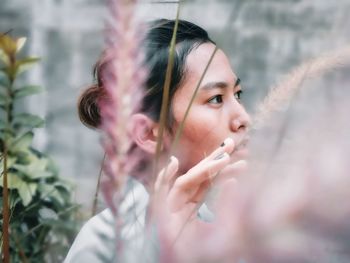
left=99, top=0, right=146, bottom=214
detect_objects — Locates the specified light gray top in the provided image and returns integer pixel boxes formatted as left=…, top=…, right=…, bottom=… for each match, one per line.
left=64, top=180, right=149, bottom=263
left=64, top=179, right=214, bottom=262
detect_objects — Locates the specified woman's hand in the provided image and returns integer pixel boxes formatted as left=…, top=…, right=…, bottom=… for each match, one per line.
left=150, top=137, right=247, bottom=259
left=155, top=138, right=246, bottom=212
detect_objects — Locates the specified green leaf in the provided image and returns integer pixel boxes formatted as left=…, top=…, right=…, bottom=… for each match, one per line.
left=16, top=37, right=27, bottom=53
left=0, top=113, right=7, bottom=121
left=0, top=49, right=9, bottom=66
left=0, top=156, right=17, bottom=175
left=9, top=131, right=33, bottom=153
left=0, top=94, right=8, bottom=107
left=45, top=157, right=59, bottom=176
left=15, top=150, right=31, bottom=165
left=0, top=126, right=15, bottom=141
left=51, top=182, right=73, bottom=204
left=0, top=119, right=5, bottom=129
left=0, top=87, right=7, bottom=98
left=12, top=113, right=45, bottom=129
left=0, top=34, right=17, bottom=55
left=10, top=151, right=53, bottom=179
left=0, top=172, right=37, bottom=205
left=0, top=69, right=9, bottom=87
left=15, top=57, right=40, bottom=76
left=38, top=184, right=65, bottom=206
left=13, top=161, right=53, bottom=179
left=54, top=180, right=73, bottom=193
left=39, top=207, right=59, bottom=221
left=18, top=180, right=37, bottom=206
left=0, top=171, right=23, bottom=189
left=14, top=85, right=43, bottom=99
left=9, top=192, right=21, bottom=210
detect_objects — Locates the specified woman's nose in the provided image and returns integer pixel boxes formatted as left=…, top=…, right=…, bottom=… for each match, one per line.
left=230, top=102, right=251, bottom=132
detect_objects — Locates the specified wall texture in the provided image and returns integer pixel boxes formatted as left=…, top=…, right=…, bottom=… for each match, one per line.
left=1, top=0, right=350, bottom=212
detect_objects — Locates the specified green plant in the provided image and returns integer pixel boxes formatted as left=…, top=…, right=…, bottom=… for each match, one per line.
left=0, top=33, right=78, bottom=262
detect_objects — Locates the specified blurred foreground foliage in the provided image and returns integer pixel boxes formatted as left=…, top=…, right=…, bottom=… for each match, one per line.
left=0, top=33, right=79, bottom=262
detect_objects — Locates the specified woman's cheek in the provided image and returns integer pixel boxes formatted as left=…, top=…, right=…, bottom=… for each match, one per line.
left=187, top=119, right=219, bottom=149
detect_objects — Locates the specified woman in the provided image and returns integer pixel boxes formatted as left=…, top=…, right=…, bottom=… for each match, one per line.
left=65, top=19, right=250, bottom=262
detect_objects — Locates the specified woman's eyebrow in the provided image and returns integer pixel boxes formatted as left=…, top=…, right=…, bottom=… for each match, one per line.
left=200, top=77, right=241, bottom=91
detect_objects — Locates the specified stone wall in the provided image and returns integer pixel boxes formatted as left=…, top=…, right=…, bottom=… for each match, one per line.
left=1, top=0, right=350, bottom=212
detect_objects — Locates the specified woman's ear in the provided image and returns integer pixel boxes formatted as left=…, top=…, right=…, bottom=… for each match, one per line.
left=129, top=113, right=159, bottom=154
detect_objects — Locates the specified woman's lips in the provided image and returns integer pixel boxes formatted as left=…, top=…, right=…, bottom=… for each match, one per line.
left=230, top=137, right=249, bottom=159
left=230, top=136, right=249, bottom=152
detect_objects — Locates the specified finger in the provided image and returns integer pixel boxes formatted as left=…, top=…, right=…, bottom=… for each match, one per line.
left=167, top=185, right=207, bottom=213
left=173, top=138, right=234, bottom=188
left=154, top=156, right=179, bottom=193
left=173, top=159, right=245, bottom=213
left=165, top=138, right=235, bottom=212
left=191, top=180, right=211, bottom=203
left=174, top=152, right=230, bottom=192
left=173, top=138, right=235, bottom=191
left=206, top=137, right=235, bottom=162
left=163, top=156, right=180, bottom=193
left=167, top=158, right=243, bottom=212
left=213, top=160, right=248, bottom=185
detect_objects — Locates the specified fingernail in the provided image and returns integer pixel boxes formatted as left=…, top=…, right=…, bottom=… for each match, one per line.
left=221, top=138, right=233, bottom=147
left=214, top=152, right=228, bottom=160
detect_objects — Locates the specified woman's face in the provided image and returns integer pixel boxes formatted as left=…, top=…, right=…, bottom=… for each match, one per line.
left=169, top=43, right=251, bottom=173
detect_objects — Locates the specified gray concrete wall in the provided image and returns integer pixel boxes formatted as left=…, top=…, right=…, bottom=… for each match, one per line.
left=1, top=0, right=350, bottom=213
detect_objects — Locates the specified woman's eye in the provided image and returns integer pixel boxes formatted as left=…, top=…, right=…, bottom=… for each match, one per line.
left=208, top=95, right=223, bottom=104
left=234, top=90, right=242, bottom=101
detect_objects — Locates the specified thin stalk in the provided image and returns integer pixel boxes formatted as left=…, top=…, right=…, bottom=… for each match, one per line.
left=1, top=67, right=14, bottom=263
left=165, top=47, right=219, bottom=247
left=2, top=144, right=10, bottom=263
left=153, top=2, right=181, bottom=178
left=167, top=0, right=242, bottom=155
left=258, top=66, right=309, bottom=185
left=156, top=47, right=218, bottom=186
left=170, top=47, right=218, bottom=153
left=253, top=45, right=350, bottom=129
left=147, top=19, right=219, bottom=254
left=91, top=153, right=106, bottom=216
left=147, top=48, right=219, bottom=256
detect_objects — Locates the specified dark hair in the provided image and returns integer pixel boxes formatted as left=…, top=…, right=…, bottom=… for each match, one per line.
left=78, top=19, right=215, bottom=129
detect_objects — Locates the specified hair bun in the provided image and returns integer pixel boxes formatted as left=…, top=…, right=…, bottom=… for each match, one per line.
left=77, top=85, right=104, bottom=129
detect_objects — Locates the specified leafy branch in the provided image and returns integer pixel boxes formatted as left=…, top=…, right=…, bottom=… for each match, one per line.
left=0, top=33, right=78, bottom=262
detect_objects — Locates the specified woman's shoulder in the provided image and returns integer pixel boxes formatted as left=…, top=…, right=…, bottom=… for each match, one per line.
left=64, top=180, right=149, bottom=262
left=63, top=208, right=115, bottom=262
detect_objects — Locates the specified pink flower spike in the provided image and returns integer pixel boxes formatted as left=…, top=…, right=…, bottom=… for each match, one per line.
left=99, top=0, right=145, bottom=215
